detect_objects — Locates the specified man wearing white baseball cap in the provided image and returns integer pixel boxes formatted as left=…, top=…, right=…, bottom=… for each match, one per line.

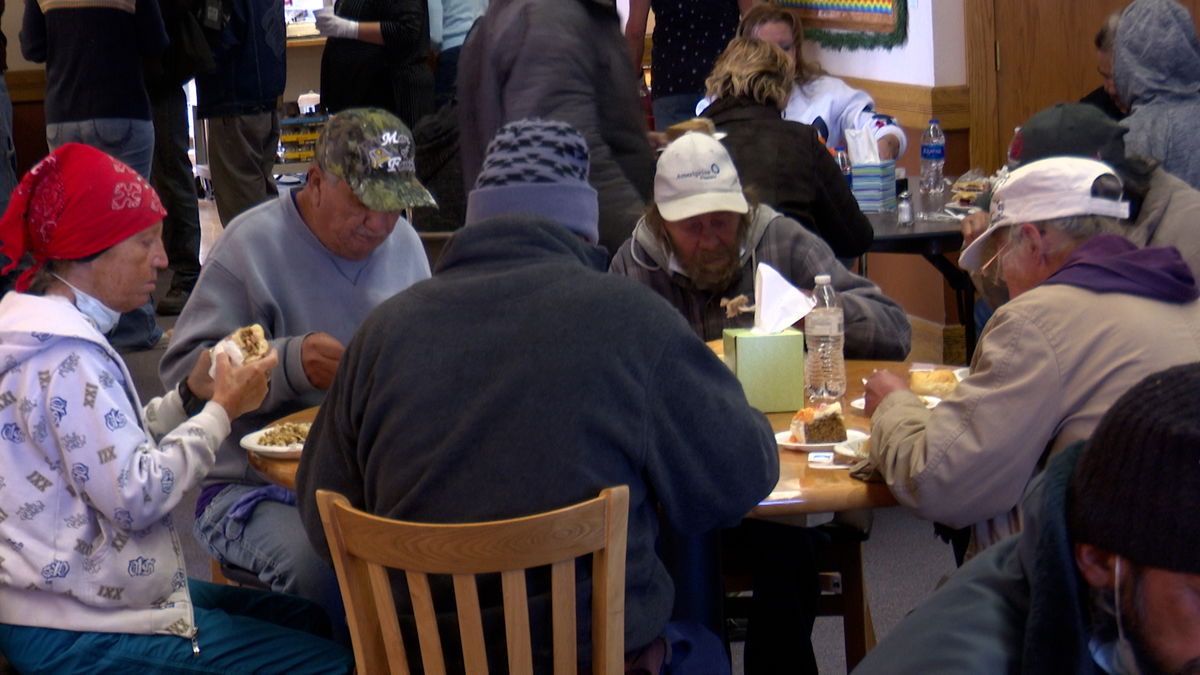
left=864, top=156, right=1200, bottom=560
left=610, top=131, right=910, bottom=360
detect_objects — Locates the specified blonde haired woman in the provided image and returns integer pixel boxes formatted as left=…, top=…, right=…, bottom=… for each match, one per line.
left=698, top=3, right=907, bottom=159
left=701, top=36, right=873, bottom=258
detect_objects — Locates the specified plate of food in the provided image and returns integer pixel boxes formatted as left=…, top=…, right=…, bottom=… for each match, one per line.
left=776, top=402, right=868, bottom=451
left=775, top=429, right=869, bottom=452
left=850, top=395, right=941, bottom=411
left=240, top=422, right=312, bottom=458
left=833, top=434, right=870, bottom=461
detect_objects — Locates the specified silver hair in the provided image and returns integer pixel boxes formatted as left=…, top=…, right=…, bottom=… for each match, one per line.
left=1016, top=213, right=1130, bottom=258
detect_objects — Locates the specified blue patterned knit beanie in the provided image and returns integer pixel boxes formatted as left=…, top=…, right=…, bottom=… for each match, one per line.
left=465, top=118, right=599, bottom=243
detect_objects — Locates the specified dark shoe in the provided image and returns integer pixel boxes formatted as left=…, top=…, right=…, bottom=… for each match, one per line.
left=156, top=287, right=190, bottom=315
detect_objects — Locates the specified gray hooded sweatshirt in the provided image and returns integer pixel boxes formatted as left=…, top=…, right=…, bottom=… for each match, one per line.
left=1115, top=0, right=1200, bottom=190
left=609, top=204, right=911, bottom=359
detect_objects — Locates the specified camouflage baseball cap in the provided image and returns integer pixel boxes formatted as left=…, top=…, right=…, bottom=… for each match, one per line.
left=314, top=107, right=437, bottom=212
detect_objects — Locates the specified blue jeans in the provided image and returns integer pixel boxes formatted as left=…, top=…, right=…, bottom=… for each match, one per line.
left=47, top=117, right=162, bottom=349
left=0, top=579, right=353, bottom=674
left=47, top=117, right=154, bottom=178
left=0, top=75, right=17, bottom=217
left=195, top=484, right=346, bottom=640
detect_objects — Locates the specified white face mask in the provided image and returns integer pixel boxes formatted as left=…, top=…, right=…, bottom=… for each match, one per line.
left=53, top=274, right=120, bottom=335
left=1093, top=556, right=1149, bottom=675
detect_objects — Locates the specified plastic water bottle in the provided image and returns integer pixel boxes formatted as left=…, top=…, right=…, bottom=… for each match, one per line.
left=919, top=118, right=945, bottom=215
left=835, top=146, right=853, bottom=189
left=805, top=274, right=846, bottom=404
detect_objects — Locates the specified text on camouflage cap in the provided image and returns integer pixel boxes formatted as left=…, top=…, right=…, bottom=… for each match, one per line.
left=315, top=107, right=436, bottom=212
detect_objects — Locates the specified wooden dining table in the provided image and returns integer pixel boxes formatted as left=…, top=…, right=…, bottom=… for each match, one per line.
left=245, top=359, right=936, bottom=519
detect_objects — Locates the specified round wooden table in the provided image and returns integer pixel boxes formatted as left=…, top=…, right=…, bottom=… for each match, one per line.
left=244, top=359, right=957, bottom=517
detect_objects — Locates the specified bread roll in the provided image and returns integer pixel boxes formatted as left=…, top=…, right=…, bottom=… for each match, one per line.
left=910, top=370, right=958, bottom=398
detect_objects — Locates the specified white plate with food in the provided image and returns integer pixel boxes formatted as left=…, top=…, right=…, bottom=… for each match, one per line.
left=833, top=435, right=870, bottom=461
left=240, top=422, right=312, bottom=458
left=850, top=395, right=941, bottom=411
left=776, top=428, right=868, bottom=452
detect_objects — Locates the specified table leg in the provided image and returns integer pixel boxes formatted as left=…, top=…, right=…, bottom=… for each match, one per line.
left=922, top=253, right=977, bottom=359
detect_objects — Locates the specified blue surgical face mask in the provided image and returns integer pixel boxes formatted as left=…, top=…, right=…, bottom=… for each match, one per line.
left=53, top=274, right=121, bottom=335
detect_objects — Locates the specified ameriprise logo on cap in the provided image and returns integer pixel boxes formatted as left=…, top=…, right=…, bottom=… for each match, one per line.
left=676, top=163, right=722, bottom=181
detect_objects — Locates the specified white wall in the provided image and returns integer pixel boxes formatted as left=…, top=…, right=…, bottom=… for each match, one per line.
left=807, top=0, right=965, bottom=87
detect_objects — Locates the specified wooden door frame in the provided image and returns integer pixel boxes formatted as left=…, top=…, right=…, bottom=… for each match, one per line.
left=966, top=0, right=1001, bottom=173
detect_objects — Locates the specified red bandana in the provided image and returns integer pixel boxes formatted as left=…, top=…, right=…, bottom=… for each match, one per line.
left=0, top=143, right=166, bottom=291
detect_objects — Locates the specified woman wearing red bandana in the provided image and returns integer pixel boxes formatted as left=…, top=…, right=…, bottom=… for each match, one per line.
left=0, top=144, right=353, bottom=673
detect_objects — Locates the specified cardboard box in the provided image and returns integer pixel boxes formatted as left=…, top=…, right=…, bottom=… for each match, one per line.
left=851, top=160, right=897, bottom=213
left=722, top=328, right=805, bottom=412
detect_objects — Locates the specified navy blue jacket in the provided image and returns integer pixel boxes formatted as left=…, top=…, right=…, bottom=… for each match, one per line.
left=297, top=216, right=779, bottom=669
left=194, top=0, right=285, bottom=117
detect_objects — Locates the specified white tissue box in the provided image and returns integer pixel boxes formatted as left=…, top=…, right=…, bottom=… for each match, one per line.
left=722, top=328, right=806, bottom=413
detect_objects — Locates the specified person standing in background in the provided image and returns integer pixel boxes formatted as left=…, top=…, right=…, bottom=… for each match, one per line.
left=20, top=0, right=168, bottom=350
left=316, top=0, right=434, bottom=129
left=624, top=0, right=753, bottom=130
left=1080, top=12, right=1127, bottom=121
left=458, top=0, right=656, bottom=255
left=0, top=0, right=21, bottom=297
left=427, top=0, right=487, bottom=108
left=194, top=0, right=286, bottom=226
left=0, top=0, right=16, bottom=217
left=145, top=0, right=210, bottom=315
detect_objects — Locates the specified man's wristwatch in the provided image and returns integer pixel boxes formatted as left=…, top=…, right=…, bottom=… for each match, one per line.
left=178, top=378, right=207, bottom=416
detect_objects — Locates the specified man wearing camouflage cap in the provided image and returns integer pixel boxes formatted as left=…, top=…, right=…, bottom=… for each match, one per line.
left=161, top=107, right=436, bottom=628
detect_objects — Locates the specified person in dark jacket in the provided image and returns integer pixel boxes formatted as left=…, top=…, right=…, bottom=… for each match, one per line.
left=297, top=118, right=777, bottom=674
left=1079, top=11, right=1126, bottom=121
left=702, top=36, right=873, bottom=259
left=854, top=362, right=1200, bottom=675
left=314, top=0, right=433, bottom=129
left=194, top=0, right=286, bottom=225
left=145, top=0, right=210, bottom=314
left=20, top=0, right=168, bottom=349
left=457, top=0, right=656, bottom=255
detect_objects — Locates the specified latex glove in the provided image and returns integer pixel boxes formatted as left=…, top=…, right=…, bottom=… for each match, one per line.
left=316, top=8, right=359, bottom=39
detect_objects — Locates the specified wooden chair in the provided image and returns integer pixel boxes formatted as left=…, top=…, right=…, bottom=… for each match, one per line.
left=316, top=486, right=630, bottom=675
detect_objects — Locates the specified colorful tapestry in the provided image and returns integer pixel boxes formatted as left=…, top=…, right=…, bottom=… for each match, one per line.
left=778, top=0, right=907, bottom=50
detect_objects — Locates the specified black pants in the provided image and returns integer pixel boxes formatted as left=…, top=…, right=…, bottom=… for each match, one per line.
left=150, top=85, right=202, bottom=292
left=724, top=520, right=829, bottom=675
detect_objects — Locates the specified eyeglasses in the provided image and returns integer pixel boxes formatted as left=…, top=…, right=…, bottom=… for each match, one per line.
left=980, top=239, right=1011, bottom=274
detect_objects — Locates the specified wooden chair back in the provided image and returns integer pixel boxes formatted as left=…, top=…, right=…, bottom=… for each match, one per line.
left=316, top=486, right=630, bottom=675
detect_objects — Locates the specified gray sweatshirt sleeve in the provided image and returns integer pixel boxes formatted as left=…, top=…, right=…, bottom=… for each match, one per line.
left=159, top=260, right=318, bottom=414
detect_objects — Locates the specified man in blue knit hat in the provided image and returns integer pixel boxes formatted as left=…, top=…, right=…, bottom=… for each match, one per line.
left=297, top=118, right=778, bottom=673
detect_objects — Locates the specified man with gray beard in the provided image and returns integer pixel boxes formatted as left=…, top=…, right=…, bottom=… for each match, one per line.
left=610, top=131, right=910, bottom=359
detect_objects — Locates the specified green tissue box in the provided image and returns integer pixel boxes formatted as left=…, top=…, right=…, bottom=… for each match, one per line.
left=722, top=328, right=806, bottom=413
